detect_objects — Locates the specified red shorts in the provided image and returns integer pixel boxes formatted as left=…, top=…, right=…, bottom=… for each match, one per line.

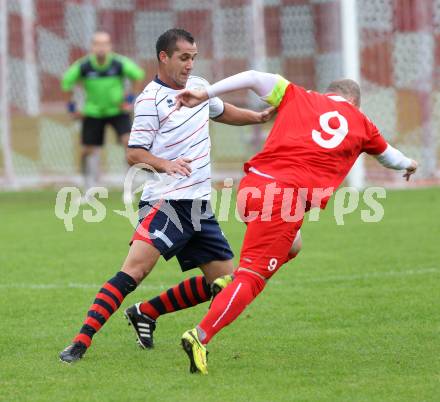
left=237, top=172, right=305, bottom=279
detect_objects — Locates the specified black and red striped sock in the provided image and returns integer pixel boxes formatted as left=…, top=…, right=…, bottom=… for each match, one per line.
left=73, top=271, right=137, bottom=348
left=139, top=276, right=211, bottom=320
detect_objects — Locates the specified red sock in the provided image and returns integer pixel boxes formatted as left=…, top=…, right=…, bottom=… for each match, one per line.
left=197, top=270, right=265, bottom=345
left=139, top=276, right=211, bottom=320
left=73, top=271, right=137, bottom=348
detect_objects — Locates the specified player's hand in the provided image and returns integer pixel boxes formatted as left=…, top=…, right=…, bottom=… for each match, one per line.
left=257, top=106, right=277, bottom=123
left=70, top=111, right=82, bottom=121
left=175, top=89, right=209, bottom=109
left=122, top=93, right=136, bottom=113
left=159, top=158, right=192, bottom=177
left=121, top=102, right=133, bottom=113
left=66, top=101, right=82, bottom=120
left=403, top=159, right=418, bottom=181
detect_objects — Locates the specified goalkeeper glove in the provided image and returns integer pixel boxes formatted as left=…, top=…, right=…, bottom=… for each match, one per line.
left=67, top=101, right=76, bottom=114
left=125, top=93, right=135, bottom=105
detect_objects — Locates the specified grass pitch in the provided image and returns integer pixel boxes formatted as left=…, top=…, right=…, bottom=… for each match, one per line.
left=1, top=188, right=439, bottom=401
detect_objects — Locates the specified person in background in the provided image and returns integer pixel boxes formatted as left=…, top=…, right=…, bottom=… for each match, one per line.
left=61, top=31, right=145, bottom=203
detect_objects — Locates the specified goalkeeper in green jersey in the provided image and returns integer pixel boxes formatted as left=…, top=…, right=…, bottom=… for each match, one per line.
left=61, top=31, right=145, bottom=202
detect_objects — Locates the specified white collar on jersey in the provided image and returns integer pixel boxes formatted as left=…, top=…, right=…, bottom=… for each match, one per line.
left=154, top=75, right=174, bottom=89
left=326, top=94, right=350, bottom=103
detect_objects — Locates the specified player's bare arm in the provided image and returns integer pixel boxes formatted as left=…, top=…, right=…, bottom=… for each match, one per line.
left=126, top=147, right=192, bottom=177
left=213, top=103, right=276, bottom=125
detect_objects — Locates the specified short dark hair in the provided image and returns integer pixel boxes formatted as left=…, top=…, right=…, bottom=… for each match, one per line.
left=326, top=79, right=361, bottom=107
left=156, top=29, right=195, bottom=61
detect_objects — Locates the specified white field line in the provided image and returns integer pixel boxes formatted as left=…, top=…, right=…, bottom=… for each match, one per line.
left=272, top=267, right=440, bottom=285
left=0, top=283, right=168, bottom=291
left=0, top=268, right=438, bottom=291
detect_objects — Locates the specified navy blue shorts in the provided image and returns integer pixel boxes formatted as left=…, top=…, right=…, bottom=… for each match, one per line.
left=131, top=199, right=234, bottom=271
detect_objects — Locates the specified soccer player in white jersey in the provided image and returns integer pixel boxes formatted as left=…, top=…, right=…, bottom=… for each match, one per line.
left=59, top=29, right=282, bottom=363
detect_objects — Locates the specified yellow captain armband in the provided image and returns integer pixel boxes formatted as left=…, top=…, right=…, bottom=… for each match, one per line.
left=264, top=75, right=289, bottom=107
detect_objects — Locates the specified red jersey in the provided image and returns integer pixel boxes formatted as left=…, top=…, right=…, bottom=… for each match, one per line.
left=245, top=81, right=387, bottom=207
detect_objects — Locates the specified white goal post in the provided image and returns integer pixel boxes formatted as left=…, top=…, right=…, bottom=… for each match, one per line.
left=341, top=0, right=365, bottom=190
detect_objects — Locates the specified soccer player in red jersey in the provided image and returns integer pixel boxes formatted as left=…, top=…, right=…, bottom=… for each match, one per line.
left=175, top=70, right=418, bottom=374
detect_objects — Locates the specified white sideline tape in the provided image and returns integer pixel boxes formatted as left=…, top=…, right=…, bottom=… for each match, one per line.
left=0, top=268, right=438, bottom=290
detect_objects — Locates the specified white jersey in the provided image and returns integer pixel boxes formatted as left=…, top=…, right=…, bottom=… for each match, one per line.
left=128, top=75, right=224, bottom=201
